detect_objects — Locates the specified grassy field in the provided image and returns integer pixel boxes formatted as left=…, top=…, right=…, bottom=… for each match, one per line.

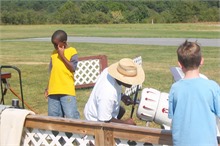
left=1, top=23, right=220, bottom=40
left=0, top=23, right=219, bottom=127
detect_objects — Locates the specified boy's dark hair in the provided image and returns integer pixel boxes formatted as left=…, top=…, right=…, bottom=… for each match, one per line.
left=51, top=30, right=67, bottom=45
left=177, top=40, right=202, bottom=70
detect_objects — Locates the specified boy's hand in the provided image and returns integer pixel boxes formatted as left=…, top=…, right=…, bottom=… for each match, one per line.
left=55, top=42, right=74, bottom=72
left=57, top=42, right=65, bottom=57
left=44, top=89, right=48, bottom=99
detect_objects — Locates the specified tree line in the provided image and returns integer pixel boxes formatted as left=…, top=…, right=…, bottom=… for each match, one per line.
left=1, top=0, right=219, bottom=25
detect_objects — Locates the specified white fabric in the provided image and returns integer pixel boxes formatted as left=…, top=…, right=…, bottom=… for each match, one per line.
left=84, top=68, right=122, bottom=121
left=0, top=108, right=35, bottom=146
left=0, top=105, right=11, bottom=114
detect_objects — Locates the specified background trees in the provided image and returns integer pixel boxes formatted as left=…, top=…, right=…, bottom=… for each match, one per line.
left=0, top=0, right=219, bottom=25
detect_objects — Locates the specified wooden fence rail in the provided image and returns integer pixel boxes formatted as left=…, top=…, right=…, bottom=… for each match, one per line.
left=23, top=115, right=173, bottom=146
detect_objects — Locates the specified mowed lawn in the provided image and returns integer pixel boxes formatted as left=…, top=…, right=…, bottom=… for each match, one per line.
left=0, top=23, right=219, bottom=127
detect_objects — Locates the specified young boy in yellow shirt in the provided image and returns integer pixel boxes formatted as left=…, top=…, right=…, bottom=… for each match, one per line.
left=45, top=30, right=80, bottom=119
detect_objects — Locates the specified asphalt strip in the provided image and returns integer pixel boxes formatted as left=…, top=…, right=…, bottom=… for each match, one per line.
left=3, top=37, right=220, bottom=47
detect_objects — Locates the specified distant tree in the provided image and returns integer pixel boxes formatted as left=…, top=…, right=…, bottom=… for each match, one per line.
left=145, top=1, right=169, bottom=13
left=95, top=2, right=110, bottom=14
left=125, top=6, right=148, bottom=23
left=168, top=1, right=193, bottom=23
left=81, top=11, right=111, bottom=24
left=80, top=1, right=97, bottom=14
left=106, top=1, right=126, bottom=11
left=160, top=10, right=173, bottom=23
left=57, top=0, right=81, bottom=24
left=199, top=7, right=219, bottom=22
left=144, top=8, right=161, bottom=23
left=47, top=4, right=56, bottom=13
left=111, top=11, right=125, bottom=23
left=0, top=0, right=219, bottom=24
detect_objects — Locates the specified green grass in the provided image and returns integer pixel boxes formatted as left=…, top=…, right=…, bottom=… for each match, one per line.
left=0, top=23, right=220, bottom=40
left=0, top=23, right=219, bottom=127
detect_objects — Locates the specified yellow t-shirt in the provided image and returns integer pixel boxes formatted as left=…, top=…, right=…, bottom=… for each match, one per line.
left=48, top=47, right=77, bottom=96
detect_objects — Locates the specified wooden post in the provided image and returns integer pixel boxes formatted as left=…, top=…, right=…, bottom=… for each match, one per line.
left=94, top=127, right=104, bottom=146
left=100, top=55, right=108, bottom=71
left=103, top=127, right=114, bottom=146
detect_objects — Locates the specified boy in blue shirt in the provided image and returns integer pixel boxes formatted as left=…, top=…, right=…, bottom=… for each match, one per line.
left=168, top=40, right=220, bottom=145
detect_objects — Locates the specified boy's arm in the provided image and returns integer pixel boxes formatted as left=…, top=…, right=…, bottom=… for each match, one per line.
left=45, top=60, right=52, bottom=98
left=70, top=54, right=78, bottom=71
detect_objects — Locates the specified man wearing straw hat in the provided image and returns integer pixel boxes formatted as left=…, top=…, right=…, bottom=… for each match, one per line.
left=84, top=58, right=145, bottom=125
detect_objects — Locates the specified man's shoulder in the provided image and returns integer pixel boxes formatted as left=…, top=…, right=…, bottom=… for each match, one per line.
left=99, top=68, right=109, bottom=78
left=98, top=68, right=118, bottom=89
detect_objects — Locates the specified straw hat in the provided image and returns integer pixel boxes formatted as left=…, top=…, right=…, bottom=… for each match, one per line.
left=108, top=58, right=145, bottom=85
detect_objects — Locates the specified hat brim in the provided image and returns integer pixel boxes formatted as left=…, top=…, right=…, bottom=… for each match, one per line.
left=108, top=62, right=145, bottom=85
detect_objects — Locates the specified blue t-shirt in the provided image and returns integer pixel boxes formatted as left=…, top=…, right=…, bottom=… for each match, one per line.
left=168, top=77, right=220, bottom=146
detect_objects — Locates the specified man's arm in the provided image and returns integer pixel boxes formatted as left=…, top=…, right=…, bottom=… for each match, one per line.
left=98, top=96, right=136, bottom=125
left=108, top=117, right=136, bottom=125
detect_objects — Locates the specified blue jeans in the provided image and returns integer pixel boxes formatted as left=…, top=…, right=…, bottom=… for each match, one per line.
left=48, top=94, right=80, bottom=119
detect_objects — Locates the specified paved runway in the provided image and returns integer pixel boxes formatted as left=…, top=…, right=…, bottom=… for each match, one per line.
left=7, top=37, right=220, bottom=47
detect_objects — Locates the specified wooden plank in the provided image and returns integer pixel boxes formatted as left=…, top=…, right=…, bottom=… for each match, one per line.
left=102, top=122, right=170, bottom=134
left=24, top=115, right=102, bottom=135
left=94, top=127, right=104, bottom=146
left=113, top=129, right=172, bottom=145
left=103, top=128, right=114, bottom=146
left=101, top=122, right=172, bottom=145
left=78, top=55, right=107, bottom=62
